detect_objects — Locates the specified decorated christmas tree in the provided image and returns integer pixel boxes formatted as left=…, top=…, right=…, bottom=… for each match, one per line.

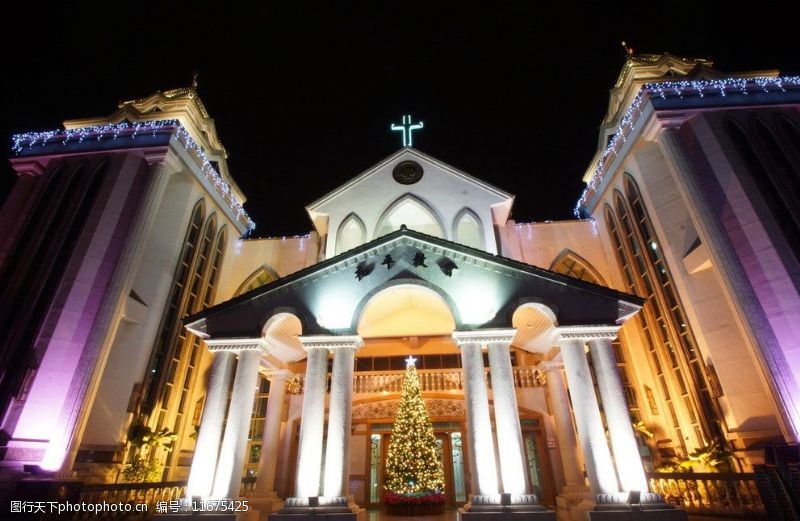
left=384, top=356, right=445, bottom=513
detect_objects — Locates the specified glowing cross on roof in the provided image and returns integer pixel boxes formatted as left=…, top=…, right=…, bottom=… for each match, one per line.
left=391, top=115, right=424, bottom=147
left=405, top=355, right=418, bottom=367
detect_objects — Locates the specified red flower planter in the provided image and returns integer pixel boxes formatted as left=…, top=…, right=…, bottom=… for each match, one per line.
left=384, top=492, right=446, bottom=516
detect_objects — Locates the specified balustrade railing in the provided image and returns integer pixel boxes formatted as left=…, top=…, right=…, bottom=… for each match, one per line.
left=647, top=472, right=765, bottom=517
left=77, top=481, right=186, bottom=516
left=288, top=366, right=546, bottom=395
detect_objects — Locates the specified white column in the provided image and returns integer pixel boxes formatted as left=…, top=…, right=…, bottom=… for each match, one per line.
left=589, top=337, right=648, bottom=493
left=294, top=341, right=329, bottom=498
left=453, top=332, right=499, bottom=496
left=187, top=351, right=236, bottom=498
left=254, top=371, right=289, bottom=496
left=323, top=337, right=362, bottom=497
left=557, top=333, right=619, bottom=494
left=212, top=349, right=262, bottom=499
left=486, top=333, right=528, bottom=495
left=544, top=363, right=584, bottom=488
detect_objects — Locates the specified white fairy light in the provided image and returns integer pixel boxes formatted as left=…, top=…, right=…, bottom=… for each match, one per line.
left=11, top=119, right=255, bottom=231
left=574, top=75, right=800, bottom=217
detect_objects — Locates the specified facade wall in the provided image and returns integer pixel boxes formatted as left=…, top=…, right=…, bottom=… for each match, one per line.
left=309, top=149, right=511, bottom=258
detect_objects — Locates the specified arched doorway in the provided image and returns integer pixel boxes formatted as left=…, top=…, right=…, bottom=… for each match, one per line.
left=352, top=397, right=469, bottom=508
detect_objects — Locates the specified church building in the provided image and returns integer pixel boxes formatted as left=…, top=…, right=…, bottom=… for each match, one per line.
left=1, top=53, right=798, bottom=520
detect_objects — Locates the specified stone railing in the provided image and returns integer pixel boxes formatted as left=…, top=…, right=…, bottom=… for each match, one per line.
left=646, top=472, right=765, bottom=517
left=293, top=367, right=545, bottom=394
left=353, top=368, right=463, bottom=393
left=78, top=481, right=186, bottom=515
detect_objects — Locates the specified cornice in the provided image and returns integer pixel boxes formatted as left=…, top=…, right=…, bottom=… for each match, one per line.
left=298, top=335, right=364, bottom=351
left=452, top=328, right=516, bottom=346
left=554, top=325, right=620, bottom=342
left=205, top=337, right=265, bottom=352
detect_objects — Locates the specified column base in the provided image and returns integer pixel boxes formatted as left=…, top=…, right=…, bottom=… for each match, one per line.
left=589, top=493, right=687, bottom=521
left=555, top=485, right=592, bottom=521
left=269, top=496, right=362, bottom=521
left=459, top=494, right=556, bottom=520
left=242, top=491, right=283, bottom=521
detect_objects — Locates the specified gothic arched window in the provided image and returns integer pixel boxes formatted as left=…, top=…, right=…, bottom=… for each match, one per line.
left=235, top=265, right=279, bottom=296
left=613, top=175, right=725, bottom=450
left=375, top=195, right=445, bottom=239
left=453, top=209, right=483, bottom=250
left=336, top=213, right=367, bottom=255
left=142, top=201, right=205, bottom=420
left=549, top=250, right=602, bottom=284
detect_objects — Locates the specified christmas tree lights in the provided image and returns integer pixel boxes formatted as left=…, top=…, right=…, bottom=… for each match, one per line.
left=384, top=357, right=445, bottom=507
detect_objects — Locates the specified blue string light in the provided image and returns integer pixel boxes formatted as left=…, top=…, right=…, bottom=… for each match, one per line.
left=574, top=75, right=800, bottom=217
left=11, top=120, right=255, bottom=231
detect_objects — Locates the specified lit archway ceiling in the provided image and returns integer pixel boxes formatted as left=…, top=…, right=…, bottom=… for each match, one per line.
left=358, top=284, right=456, bottom=338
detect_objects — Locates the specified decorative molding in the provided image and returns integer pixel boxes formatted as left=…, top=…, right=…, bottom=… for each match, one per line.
left=539, top=361, right=564, bottom=373
left=143, top=150, right=183, bottom=176
left=205, top=337, right=265, bottom=352
left=595, top=492, right=665, bottom=505
left=352, top=398, right=466, bottom=420
left=9, top=157, right=49, bottom=177
left=298, top=335, right=363, bottom=352
left=554, top=325, right=620, bottom=342
left=452, top=329, right=516, bottom=346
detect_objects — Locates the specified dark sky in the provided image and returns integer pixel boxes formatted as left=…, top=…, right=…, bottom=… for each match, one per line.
left=1, top=2, right=797, bottom=237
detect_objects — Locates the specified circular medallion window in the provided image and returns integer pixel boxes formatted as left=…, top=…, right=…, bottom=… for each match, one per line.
left=392, top=161, right=424, bottom=185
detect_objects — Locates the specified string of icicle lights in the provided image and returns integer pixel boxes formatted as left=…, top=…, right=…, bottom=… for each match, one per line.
left=11, top=120, right=255, bottom=231
left=574, top=75, right=800, bottom=217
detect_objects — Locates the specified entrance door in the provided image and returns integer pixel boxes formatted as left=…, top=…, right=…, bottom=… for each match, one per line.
left=437, top=431, right=467, bottom=506
left=367, top=424, right=467, bottom=508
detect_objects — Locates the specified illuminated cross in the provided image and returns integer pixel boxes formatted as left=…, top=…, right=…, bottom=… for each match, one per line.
left=391, top=115, right=424, bottom=147
left=405, top=355, right=418, bottom=367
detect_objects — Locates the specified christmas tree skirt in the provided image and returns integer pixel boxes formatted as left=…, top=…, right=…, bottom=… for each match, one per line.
left=385, top=502, right=446, bottom=516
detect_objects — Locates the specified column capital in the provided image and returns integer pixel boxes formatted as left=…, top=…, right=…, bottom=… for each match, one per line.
left=142, top=149, right=183, bottom=173
left=554, top=325, right=620, bottom=343
left=9, top=157, right=50, bottom=177
left=641, top=112, right=688, bottom=142
left=205, top=337, right=266, bottom=352
left=452, top=328, right=516, bottom=346
left=299, top=334, right=363, bottom=352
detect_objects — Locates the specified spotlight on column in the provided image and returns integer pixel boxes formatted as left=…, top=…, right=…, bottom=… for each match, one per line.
left=501, top=492, right=512, bottom=506
left=628, top=490, right=641, bottom=506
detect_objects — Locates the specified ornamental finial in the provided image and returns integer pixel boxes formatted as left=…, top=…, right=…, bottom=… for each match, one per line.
left=191, top=70, right=199, bottom=90
left=621, top=41, right=634, bottom=56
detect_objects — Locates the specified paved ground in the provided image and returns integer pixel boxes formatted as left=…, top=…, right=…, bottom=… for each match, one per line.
left=361, top=509, right=763, bottom=521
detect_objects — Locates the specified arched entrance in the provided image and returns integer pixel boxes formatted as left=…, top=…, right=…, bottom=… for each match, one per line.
left=352, top=285, right=465, bottom=507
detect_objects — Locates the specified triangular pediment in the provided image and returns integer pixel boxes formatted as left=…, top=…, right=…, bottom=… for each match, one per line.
left=305, top=148, right=514, bottom=237
left=185, top=227, right=643, bottom=341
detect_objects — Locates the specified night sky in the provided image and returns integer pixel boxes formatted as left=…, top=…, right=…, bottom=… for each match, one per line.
left=1, top=2, right=797, bottom=238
